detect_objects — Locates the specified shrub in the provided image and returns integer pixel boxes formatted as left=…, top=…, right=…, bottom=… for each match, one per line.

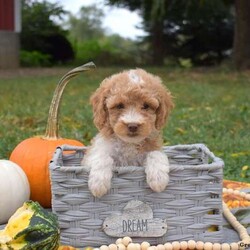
left=21, top=1, right=74, bottom=65
left=75, top=40, right=102, bottom=62
left=73, top=35, right=143, bottom=66
left=20, top=50, right=52, bottom=67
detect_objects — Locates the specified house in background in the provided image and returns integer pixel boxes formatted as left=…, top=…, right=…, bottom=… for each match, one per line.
left=0, top=0, right=21, bottom=68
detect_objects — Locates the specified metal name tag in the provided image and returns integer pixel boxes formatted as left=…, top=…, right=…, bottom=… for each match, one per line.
left=103, top=200, right=167, bottom=237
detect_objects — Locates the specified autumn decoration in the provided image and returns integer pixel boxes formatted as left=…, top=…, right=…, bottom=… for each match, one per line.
left=10, top=62, right=95, bottom=208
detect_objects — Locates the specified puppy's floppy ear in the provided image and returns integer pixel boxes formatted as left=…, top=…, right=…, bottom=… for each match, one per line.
left=90, top=82, right=110, bottom=131
left=155, top=87, right=174, bottom=129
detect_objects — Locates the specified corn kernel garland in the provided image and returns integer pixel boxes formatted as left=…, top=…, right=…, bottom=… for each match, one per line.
left=100, top=188, right=250, bottom=250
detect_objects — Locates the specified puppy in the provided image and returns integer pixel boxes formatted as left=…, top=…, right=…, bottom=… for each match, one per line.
left=82, top=69, right=174, bottom=197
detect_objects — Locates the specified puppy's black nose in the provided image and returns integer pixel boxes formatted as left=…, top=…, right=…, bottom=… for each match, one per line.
left=128, top=123, right=139, bottom=133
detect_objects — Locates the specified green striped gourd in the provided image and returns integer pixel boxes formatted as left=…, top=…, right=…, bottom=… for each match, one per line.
left=0, top=201, right=60, bottom=250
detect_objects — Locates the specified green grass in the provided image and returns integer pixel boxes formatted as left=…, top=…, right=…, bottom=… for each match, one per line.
left=0, top=66, right=249, bottom=182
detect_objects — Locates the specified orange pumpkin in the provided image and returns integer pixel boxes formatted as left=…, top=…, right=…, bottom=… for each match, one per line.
left=10, top=62, right=96, bottom=208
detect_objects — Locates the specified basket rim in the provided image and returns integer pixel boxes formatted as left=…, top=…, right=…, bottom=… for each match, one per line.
left=49, top=143, right=224, bottom=172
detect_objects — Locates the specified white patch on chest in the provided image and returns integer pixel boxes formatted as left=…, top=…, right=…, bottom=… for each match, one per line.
left=111, top=138, right=146, bottom=166
left=88, top=134, right=146, bottom=167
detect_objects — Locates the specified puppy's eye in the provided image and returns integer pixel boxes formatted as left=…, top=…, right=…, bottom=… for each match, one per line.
left=142, top=103, right=150, bottom=110
left=116, top=103, right=125, bottom=109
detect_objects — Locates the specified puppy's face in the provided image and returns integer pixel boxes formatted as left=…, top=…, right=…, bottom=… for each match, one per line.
left=90, top=69, right=174, bottom=143
left=106, top=91, right=159, bottom=143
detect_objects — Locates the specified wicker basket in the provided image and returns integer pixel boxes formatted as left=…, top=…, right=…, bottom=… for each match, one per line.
left=49, top=144, right=224, bottom=247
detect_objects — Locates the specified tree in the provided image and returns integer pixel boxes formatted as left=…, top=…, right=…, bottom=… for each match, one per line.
left=21, top=0, right=74, bottom=64
left=67, top=5, right=105, bottom=42
left=106, top=1, right=166, bottom=65
left=233, top=0, right=250, bottom=69
left=146, top=1, right=166, bottom=65
left=66, top=4, right=142, bottom=66
left=66, top=4, right=107, bottom=62
left=106, top=0, right=234, bottom=66
left=165, top=0, right=234, bottom=65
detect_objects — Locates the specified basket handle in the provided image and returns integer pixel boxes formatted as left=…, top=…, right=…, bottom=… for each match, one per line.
left=57, top=144, right=87, bottom=152
left=166, top=143, right=223, bottom=164
left=50, top=144, right=86, bottom=168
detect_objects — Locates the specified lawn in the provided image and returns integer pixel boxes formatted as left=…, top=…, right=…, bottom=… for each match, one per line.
left=0, top=66, right=249, bottom=182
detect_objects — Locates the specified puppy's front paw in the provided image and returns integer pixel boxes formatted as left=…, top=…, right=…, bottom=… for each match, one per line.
left=147, top=169, right=169, bottom=192
left=145, top=151, right=170, bottom=192
left=88, top=171, right=112, bottom=198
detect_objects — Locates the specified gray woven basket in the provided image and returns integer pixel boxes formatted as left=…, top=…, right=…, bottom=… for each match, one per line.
left=49, top=144, right=224, bottom=247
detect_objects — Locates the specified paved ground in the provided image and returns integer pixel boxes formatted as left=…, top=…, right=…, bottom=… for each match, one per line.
left=0, top=67, right=70, bottom=79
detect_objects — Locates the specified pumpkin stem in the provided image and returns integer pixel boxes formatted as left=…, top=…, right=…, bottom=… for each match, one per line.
left=43, top=62, right=96, bottom=139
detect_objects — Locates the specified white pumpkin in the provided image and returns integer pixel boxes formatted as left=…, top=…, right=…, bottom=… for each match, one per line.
left=0, top=160, right=30, bottom=224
